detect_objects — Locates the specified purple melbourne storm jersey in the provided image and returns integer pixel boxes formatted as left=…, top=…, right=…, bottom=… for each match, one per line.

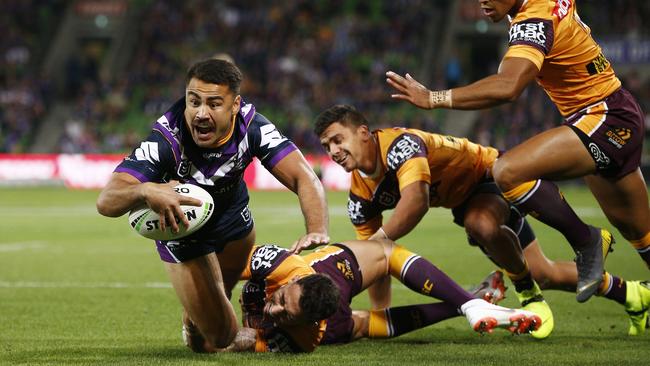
left=116, top=97, right=296, bottom=190
left=114, top=97, right=297, bottom=242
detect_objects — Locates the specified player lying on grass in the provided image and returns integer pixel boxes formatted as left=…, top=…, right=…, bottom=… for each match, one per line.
left=182, top=239, right=540, bottom=353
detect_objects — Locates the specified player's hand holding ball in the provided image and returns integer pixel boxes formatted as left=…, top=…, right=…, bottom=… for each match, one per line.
left=129, top=181, right=214, bottom=240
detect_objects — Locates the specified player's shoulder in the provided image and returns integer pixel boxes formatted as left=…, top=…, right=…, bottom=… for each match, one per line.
left=377, top=128, right=428, bottom=170
left=512, top=0, right=557, bottom=22
left=154, top=97, right=185, bottom=134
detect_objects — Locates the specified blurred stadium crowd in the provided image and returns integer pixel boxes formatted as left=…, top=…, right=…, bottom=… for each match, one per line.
left=2, top=0, right=650, bottom=159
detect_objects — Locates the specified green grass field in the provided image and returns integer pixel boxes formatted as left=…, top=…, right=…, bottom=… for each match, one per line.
left=1, top=186, right=648, bottom=365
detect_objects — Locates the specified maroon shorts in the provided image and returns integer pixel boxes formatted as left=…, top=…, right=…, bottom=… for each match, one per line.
left=564, top=87, right=645, bottom=180
left=306, top=244, right=363, bottom=344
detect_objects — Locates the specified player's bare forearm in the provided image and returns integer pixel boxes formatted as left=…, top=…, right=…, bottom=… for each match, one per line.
left=96, top=172, right=149, bottom=217
left=297, top=174, right=328, bottom=234
left=272, top=151, right=329, bottom=235
left=380, top=181, right=429, bottom=240
left=217, top=327, right=257, bottom=352
left=387, top=57, right=538, bottom=111
left=450, top=74, right=522, bottom=109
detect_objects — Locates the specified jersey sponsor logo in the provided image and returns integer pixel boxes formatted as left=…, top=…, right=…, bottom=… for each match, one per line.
left=386, top=134, right=424, bottom=170
left=177, top=159, right=191, bottom=177
left=552, top=0, right=572, bottom=21
left=202, top=152, right=223, bottom=159
left=586, top=53, right=610, bottom=75
left=377, top=191, right=397, bottom=207
left=250, top=245, right=288, bottom=272
left=241, top=205, right=252, bottom=222
left=259, top=124, right=288, bottom=149
left=347, top=198, right=365, bottom=224
left=336, top=259, right=355, bottom=281
left=605, top=128, right=631, bottom=149
left=588, top=142, right=611, bottom=168
left=134, top=141, right=160, bottom=164
left=509, top=18, right=554, bottom=54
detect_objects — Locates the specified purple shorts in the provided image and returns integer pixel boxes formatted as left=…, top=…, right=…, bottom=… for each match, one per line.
left=565, top=87, right=645, bottom=180
left=309, top=244, right=363, bottom=344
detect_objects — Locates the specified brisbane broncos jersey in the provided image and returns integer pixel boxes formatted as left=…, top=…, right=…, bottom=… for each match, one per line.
left=348, top=128, right=498, bottom=239
left=240, top=245, right=326, bottom=353
left=504, top=0, right=621, bottom=116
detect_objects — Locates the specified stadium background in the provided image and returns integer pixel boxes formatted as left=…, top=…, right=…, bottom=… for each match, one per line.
left=1, top=1, right=650, bottom=365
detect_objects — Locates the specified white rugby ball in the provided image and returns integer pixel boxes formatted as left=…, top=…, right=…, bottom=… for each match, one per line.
left=128, top=183, right=214, bottom=241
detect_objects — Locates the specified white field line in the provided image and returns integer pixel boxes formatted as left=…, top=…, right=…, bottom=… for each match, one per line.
left=0, top=241, right=47, bottom=252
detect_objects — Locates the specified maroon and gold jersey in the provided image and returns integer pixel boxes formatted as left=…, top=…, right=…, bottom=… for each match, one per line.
left=348, top=128, right=498, bottom=239
left=504, top=0, right=621, bottom=116
left=240, top=245, right=325, bottom=353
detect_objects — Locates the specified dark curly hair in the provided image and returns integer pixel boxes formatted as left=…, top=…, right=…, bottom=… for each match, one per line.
left=186, top=59, right=243, bottom=94
left=296, top=273, right=340, bottom=323
left=313, top=104, right=368, bottom=137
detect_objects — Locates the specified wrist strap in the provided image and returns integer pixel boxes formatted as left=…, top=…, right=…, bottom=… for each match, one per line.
left=428, top=89, right=453, bottom=109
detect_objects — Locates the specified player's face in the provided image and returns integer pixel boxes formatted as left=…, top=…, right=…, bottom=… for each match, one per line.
left=264, top=281, right=305, bottom=326
left=184, top=77, right=241, bottom=149
left=478, top=0, right=518, bottom=22
left=319, top=122, right=370, bottom=173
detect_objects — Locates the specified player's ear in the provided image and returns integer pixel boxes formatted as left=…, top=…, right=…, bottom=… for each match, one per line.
left=232, top=94, right=241, bottom=115
left=358, top=124, right=371, bottom=141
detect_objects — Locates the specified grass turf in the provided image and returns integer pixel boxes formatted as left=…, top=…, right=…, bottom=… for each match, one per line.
left=0, top=186, right=647, bottom=365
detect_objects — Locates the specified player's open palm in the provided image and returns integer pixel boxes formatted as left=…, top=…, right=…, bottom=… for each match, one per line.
left=143, top=180, right=202, bottom=233
left=291, top=232, right=330, bottom=254
left=386, top=71, right=431, bottom=109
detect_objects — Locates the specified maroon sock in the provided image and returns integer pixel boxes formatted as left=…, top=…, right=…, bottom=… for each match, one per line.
left=601, top=275, right=627, bottom=305
left=379, top=303, right=459, bottom=337
left=507, top=180, right=592, bottom=251
left=396, top=256, right=475, bottom=307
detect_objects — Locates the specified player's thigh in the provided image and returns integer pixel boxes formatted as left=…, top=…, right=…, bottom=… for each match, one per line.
left=493, top=126, right=596, bottom=187
left=584, top=169, right=650, bottom=239
left=217, top=229, right=256, bottom=291
left=339, top=240, right=389, bottom=288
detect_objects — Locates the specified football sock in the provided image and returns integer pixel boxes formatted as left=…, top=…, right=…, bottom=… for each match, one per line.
left=367, top=303, right=458, bottom=338
left=598, top=272, right=626, bottom=305
left=630, top=232, right=650, bottom=269
left=505, top=263, right=535, bottom=293
left=502, top=180, right=592, bottom=251
left=389, top=245, right=474, bottom=306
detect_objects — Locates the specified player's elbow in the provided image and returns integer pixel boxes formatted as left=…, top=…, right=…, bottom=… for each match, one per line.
left=96, top=195, right=122, bottom=217
left=497, top=83, right=523, bottom=103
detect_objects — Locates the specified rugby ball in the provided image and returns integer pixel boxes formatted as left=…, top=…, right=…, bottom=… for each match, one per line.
left=128, top=183, right=214, bottom=241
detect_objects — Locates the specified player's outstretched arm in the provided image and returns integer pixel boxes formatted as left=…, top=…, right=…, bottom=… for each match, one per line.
left=270, top=150, right=330, bottom=253
left=386, top=57, right=539, bottom=111
left=96, top=173, right=200, bottom=232
left=374, top=181, right=430, bottom=241
left=216, top=327, right=258, bottom=352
